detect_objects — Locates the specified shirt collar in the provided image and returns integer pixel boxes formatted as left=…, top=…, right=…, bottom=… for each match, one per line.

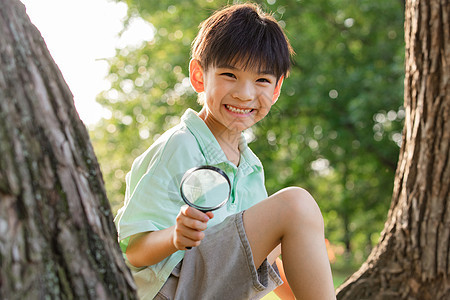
left=181, top=109, right=262, bottom=174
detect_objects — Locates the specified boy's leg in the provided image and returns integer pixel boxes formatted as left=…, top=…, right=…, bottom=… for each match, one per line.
left=243, top=187, right=336, bottom=300
left=169, top=212, right=283, bottom=300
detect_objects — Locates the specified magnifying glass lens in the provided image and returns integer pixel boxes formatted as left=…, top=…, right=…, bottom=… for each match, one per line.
left=180, top=166, right=231, bottom=212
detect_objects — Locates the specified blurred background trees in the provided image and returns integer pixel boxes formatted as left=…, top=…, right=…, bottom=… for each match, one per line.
left=89, top=0, right=405, bottom=279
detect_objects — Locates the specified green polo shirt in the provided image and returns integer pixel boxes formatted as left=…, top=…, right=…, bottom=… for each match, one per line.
left=114, top=109, right=268, bottom=299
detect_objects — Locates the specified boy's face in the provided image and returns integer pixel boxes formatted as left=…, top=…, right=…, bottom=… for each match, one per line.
left=190, top=59, right=283, bottom=136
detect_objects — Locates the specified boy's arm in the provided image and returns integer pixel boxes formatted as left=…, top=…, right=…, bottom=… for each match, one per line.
left=126, top=226, right=177, bottom=267
left=126, top=206, right=213, bottom=267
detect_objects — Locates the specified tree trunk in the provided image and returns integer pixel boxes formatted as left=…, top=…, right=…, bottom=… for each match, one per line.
left=0, top=0, right=136, bottom=298
left=336, top=0, right=449, bottom=299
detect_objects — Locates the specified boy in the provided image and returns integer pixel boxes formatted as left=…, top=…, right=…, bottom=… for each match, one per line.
left=115, top=3, right=335, bottom=299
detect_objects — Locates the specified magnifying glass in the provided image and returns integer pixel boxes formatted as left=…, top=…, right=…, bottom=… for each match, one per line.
left=180, top=165, right=231, bottom=250
left=180, top=165, right=231, bottom=213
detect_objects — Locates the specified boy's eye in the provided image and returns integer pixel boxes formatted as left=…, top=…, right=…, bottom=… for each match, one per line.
left=221, top=72, right=236, bottom=78
left=257, top=78, right=271, bottom=83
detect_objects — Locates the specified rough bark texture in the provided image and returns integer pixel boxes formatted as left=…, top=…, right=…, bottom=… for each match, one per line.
left=0, top=0, right=136, bottom=298
left=336, top=0, right=449, bottom=299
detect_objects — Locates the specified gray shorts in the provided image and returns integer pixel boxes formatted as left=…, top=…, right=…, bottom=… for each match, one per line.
left=154, top=211, right=283, bottom=300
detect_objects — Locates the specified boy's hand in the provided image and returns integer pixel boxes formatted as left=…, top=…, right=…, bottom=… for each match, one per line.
left=173, top=205, right=214, bottom=250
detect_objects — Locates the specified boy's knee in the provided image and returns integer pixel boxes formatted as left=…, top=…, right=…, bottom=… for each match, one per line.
left=277, top=187, right=324, bottom=229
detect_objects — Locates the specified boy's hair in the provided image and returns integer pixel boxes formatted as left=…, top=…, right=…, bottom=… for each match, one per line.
left=192, top=3, right=294, bottom=80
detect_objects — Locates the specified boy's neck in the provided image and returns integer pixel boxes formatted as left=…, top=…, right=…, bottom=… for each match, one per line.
left=215, top=132, right=241, bottom=167
left=198, top=108, right=241, bottom=166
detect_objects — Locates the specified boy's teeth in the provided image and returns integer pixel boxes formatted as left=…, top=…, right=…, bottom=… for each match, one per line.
left=226, top=105, right=252, bottom=114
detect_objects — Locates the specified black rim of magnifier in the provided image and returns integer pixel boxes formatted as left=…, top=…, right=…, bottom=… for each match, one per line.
left=180, top=165, right=231, bottom=212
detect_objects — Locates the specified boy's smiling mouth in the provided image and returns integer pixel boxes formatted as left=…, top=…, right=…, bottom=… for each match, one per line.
left=225, top=104, right=254, bottom=114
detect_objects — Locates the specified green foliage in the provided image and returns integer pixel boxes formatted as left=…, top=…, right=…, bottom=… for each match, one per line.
left=90, top=0, right=405, bottom=264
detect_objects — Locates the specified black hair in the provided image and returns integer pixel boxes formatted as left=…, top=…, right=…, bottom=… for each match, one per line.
left=192, top=3, right=294, bottom=79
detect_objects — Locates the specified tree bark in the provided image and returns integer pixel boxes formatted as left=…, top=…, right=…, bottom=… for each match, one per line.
left=0, top=0, right=136, bottom=298
left=336, top=0, right=449, bottom=299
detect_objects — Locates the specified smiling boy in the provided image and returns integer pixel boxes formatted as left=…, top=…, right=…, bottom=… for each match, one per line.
left=192, top=59, right=282, bottom=166
left=115, top=3, right=335, bottom=299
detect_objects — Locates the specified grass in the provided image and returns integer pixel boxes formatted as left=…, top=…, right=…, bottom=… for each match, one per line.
left=333, top=269, right=352, bottom=289
left=262, top=292, right=281, bottom=300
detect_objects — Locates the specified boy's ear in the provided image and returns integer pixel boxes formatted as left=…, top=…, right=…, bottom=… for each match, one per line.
left=272, top=76, right=284, bottom=104
left=189, top=59, right=205, bottom=93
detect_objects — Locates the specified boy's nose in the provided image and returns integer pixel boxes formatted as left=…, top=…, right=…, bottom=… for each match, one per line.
left=232, top=80, right=255, bottom=101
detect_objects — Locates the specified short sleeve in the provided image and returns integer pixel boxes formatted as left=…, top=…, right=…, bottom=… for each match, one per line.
left=114, top=127, right=206, bottom=248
